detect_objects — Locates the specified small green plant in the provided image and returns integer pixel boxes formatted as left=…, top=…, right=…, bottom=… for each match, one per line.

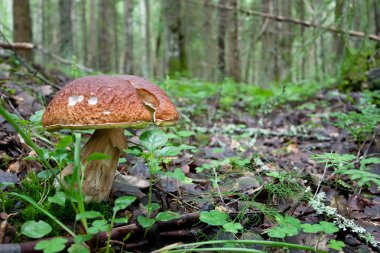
left=331, top=104, right=380, bottom=142
left=199, top=209, right=243, bottom=235
left=312, top=153, right=380, bottom=189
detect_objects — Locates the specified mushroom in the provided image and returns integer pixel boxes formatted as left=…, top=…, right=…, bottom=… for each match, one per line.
left=42, top=76, right=179, bottom=202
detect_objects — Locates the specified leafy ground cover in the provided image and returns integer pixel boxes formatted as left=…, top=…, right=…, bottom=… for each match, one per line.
left=0, top=58, right=379, bottom=252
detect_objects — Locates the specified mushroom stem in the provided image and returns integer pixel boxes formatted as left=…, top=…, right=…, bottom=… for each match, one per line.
left=61, top=129, right=127, bottom=202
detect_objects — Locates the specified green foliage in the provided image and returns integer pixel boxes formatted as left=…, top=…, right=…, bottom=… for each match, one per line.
left=35, top=237, right=68, bottom=253
left=301, top=221, right=339, bottom=234
left=331, top=104, right=380, bottom=141
left=328, top=240, right=345, bottom=251
left=21, top=220, right=52, bottom=239
left=199, top=209, right=243, bottom=235
left=266, top=215, right=301, bottom=238
left=312, top=153, right=380, bottom=188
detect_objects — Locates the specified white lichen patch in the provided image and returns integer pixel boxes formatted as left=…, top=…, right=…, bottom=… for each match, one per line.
left=88, top=97, right=98, bottom=105
left=68, top=95, right=84, bottom=106
left=103, top=110, right=111, bottom=115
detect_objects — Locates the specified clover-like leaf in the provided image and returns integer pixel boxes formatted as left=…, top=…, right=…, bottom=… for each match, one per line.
left=319, top=221, right=339, bottom=234
left=166, top=168, right=193, bottom=184
left=21, top=220, right=52, bottom=239
left=328, top=240, right=345, bottom=251
left=34, top=237, right=68, bottom=253
left=68, top=243, right=90, bottom=253
left=199, top=210, right=228, bottom=226
left=301, top=223, right=324, bottom=233
left=223, top=222, right=243, bottom=234
left=87, top=220, right=109, bottom=234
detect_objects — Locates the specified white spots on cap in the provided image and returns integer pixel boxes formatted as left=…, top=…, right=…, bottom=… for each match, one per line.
left=68, top=95, right=84, bottom=106
left=103, top=110, right=111, bottom=115
left=88, top=97, right=98, bottom=105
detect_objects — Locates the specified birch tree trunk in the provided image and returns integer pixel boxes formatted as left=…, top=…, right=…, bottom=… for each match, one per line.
left=13, top=0, right=33, bottom=61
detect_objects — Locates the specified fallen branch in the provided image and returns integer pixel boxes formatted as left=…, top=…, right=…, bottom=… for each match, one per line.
left=188, top=0, right=380, bottom=42
left=0, top=42, right=34, bottom=50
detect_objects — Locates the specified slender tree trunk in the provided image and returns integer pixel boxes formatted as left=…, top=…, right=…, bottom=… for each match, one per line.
left=228, top=0, right=241, bottom=82
left=217, top=0, right=228, bottom=81
left=110, top=0, right=119, bottom=72
left=89, top=0, right=97, bottom=68
left=298, top=0, right=305, bottom=79
left=203, top=0, right=213, bottom=80
left=81, top=0, right=88, bottom=66
left=13, top=0, right=33, bottom=61
left=98, top=0, right=111, bottom=72
left=41, top=0, right=46, bottom=64
left=59, top=0, right=73, bottom=56
left=144, top=0, right=152, bottom=77
left=280, top=0, right=293, bottom=81
left=374, top=0, right=380, bottom=35
left=261, top=0, right=274, bottom=85
left=124, top=0, right=134, bottom=74
left=334, top=0, right=345, bottom=66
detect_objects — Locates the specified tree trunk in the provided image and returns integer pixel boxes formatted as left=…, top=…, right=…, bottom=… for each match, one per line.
left=111, top=0, right=119, bottom=72
left=59, top=0, right=73, bottom=56
left=298, top=0, right=305, bottom=79
left=280, top=0, right=293, bottom=81
left=260, top=0, right=274, bottom=85
left=144, top=0, right=152, bottom=77
left=203, top=0, right=214, bottom=80
left=334, top=0, right=345, bottom=65
left=164, top=0, right=188, bottom=75
left=374, top=0, right=380, bottom=35
left=227, top=0, right=241, bottom=82
left=124, top=0, right=134, bottom=74
left=217, top=0, right=228, bottom=81
left=13, top=0, right=33, bottom=61
left=98, top=0, right=111, bottom=72
left=89, top=0, right=97, bottom=68
left=81, top=0, right=88, bottom=66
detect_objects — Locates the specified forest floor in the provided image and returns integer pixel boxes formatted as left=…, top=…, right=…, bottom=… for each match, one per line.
left=0, top=57, right=380, bottom=253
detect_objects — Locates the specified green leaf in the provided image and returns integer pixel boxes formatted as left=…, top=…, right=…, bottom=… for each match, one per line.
left=137, top=215, right=156, bottom=229
left=144, top=203, right=161, bottom=214
left=124, top=146, right=143, bottom=156
left=113, top=196, right=137, bottom=213
left=48, top=191, right=66, bottom=207
left=140, top=130, right=168, bottom=151
left=176, top=130, right=195, bottom=137
left=75, top=211, right=102, bottom=221
left=86, top=153, right=112, bottom=162
left=21, top=220, right=52, bottom=239
left=223, top=222, right=243, bottom=234
left=199, top=210, right=228, bottom=226
left=156, top=211, right=180, bottom=221
left=267, top=226, right=287, bottom=238
left=166, top=168, right=193, bottom=184
left=319, top=221, right=339, bottom=234
left=113, top=217, right=129, bottom=224
left=35, top=237, right=68, bottom=253
left=74, top=234, right=93, bottom=244
left=328, top=240, right=345, bottom=251
left=56, top=136, right=73, bottom=150
left=301, top=223, right=324, bottom=233
left=87, top=220, right=109, bottom=234
left=68, top=243, right=90, bottom=253
left=156, top=146, right=182, bottom=157
left=37, top=169, right=59, bottom=179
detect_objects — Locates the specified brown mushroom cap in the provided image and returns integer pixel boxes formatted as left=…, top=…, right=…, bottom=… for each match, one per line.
left=42, top=76, right=154, bottom=131
left=117, top=75, right=179, bottom=125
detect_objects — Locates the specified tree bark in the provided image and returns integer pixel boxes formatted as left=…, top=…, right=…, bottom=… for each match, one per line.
left=164, top=0, right=188, bottom=75
left=280, top=0, right=293, bottom=81
left=124, top=0, right=134, bottom=74
left=227, top=0, right=241, bottom=82
left=217, top=0, right=228, bottom=81
left=334, top=0, right=345, bottom=64
left=81, top=0, right=88, bottom=66
left=374, top=0, right=380, bottom=35
left=89, top=0, right=97, bottom=68
left=144, top=0, right=152, bottom=77
left=98, top=0, right=111, bottom=72
left=111, top=0, right=119, bottom=72
left=261, top=0, right=274, bottom=85
left=13, top=0, right=33, bottom=61
left=59, top=0, right=73, bottom=56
